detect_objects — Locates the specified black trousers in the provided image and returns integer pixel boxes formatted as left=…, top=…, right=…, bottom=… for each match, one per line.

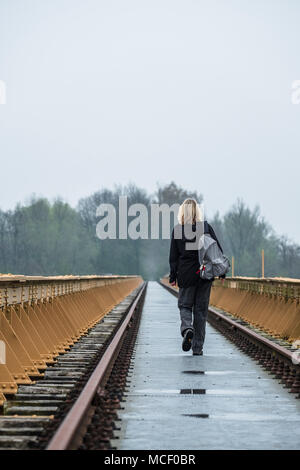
left=178, top=280, right=212, bottom=353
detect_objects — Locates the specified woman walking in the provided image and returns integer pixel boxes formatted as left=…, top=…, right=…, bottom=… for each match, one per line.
left=169, top=199, right=224, bottom=355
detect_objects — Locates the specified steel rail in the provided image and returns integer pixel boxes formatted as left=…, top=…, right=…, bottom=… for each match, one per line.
left=159, top=281, right=297, bottom=363
left=46, top=282, right=146, bottom=451
left=208, top=306, right=295, bottom=362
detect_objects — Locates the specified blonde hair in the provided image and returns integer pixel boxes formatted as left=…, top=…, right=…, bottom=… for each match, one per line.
left=177, top=199, right=203, bottom=225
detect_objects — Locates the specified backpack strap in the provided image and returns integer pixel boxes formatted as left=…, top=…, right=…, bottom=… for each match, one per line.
left=204, top=220, right=209, bottom=234
left=205, top=221, right=223, bottom=253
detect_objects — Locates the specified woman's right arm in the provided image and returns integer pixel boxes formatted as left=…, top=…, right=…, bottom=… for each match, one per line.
left=169, top=228, right=179, bottom=284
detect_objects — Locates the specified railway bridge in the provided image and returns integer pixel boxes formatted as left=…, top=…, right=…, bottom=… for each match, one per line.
left=0, top=274, right=299, bottom=450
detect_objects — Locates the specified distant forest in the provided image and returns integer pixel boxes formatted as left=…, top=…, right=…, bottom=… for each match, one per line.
left=0, top=182, right=299, bottom=280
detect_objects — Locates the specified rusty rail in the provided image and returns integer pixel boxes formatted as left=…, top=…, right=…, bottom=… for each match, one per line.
left=46, top=282, right=147, bottom=450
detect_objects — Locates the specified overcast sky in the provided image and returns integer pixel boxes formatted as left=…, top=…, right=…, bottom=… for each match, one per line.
left=0, top=0, right=299, bottom=242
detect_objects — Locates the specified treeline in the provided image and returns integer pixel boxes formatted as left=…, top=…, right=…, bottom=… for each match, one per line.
left=210, top=201, right=300, bottom=278
left=0, top=182, right=299, bottom=279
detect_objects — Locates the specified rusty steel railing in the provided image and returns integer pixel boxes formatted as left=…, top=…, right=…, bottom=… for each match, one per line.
left=215, top=277, right=300, bottom=302
left=211, top=277, right=300, bottom=343
left=0, top=274, right=143, bottom=406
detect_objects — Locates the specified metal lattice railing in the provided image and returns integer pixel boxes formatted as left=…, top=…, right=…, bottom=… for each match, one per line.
left=214, top=277, right=300, bottom=302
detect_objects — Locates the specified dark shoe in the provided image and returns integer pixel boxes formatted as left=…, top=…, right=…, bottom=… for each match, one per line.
left=182, top=329, right=194, bottom=352
left=193, top=350, right=203, bottom=356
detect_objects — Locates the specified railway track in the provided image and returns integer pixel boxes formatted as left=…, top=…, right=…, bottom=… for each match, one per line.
left=110, top=282, right=300, bottom=450
left=0, top=278, right=299, bottom=450
left=0, top=282, right=146, bottom=450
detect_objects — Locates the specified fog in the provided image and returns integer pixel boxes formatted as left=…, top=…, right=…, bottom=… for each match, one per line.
left=0, top=0, right=299, bottom=241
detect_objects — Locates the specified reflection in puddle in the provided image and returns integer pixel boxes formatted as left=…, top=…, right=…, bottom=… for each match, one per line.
left=133, top=389, right=255, bottom=396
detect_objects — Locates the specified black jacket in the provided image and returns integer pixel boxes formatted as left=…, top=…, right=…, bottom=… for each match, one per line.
left=169, top=221, right=223, bottom=288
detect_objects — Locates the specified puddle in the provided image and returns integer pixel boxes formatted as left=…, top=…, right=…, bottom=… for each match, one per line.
left=182, top=371, right=205, bottom=375
left=182, top=413, right=209, bottom=418
left=133, top=388, right=254, bottom=396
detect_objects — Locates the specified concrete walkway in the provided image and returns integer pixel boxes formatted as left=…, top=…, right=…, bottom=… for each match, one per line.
left=114, top=282, right=300, bottom=450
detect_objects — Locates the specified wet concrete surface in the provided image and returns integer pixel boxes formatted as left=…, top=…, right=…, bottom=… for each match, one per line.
left=113, top=282, right=300, bottom=450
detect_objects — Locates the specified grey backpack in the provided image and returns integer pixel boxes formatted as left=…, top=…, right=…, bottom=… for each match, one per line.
left=197, top=234, right=230, bottom=280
